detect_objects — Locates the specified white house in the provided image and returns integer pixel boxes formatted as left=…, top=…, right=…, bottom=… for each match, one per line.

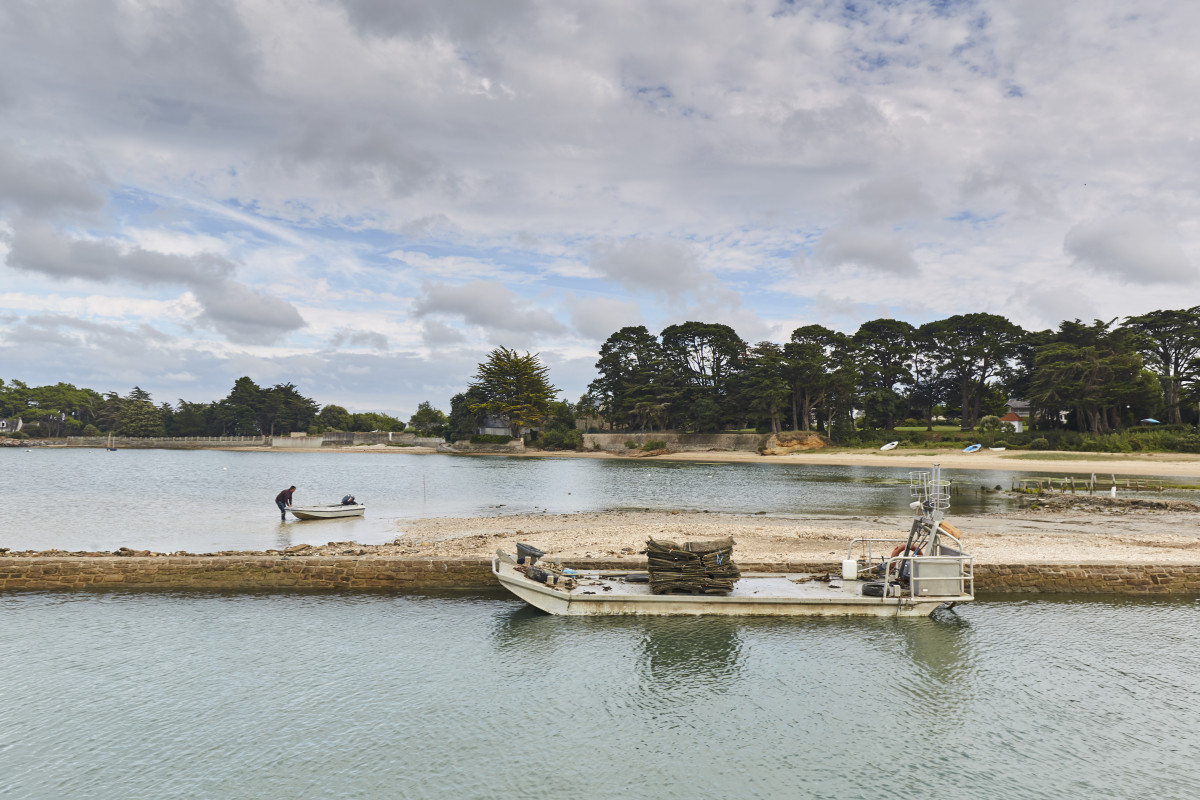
left=1000, top=411, right=1023, bottom=433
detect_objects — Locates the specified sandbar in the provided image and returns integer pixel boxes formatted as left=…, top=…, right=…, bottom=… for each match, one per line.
left=364, top=506, right=1200, bottom=566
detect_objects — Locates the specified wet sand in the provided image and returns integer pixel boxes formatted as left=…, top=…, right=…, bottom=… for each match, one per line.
left=338, top=506, right=1200, bottom=565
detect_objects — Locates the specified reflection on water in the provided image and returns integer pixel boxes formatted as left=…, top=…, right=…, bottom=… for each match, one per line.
left=901, top=609, right=972, bottom=683
left=4, top=594, right=1200, bottom=799
left=637, top=616, right=745, bottom=689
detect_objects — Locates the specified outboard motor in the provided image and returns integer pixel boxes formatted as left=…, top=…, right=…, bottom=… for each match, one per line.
left=516, top=542, right=545, bottom=566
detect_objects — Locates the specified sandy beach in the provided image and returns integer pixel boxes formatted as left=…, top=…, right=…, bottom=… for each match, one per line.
left=294, top=502, right=1200, bottom=565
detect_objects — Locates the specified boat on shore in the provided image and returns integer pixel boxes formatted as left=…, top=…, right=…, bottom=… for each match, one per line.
left=493, top=467, right=973, bottom=617
left=289, top=504, right=365, bottom=520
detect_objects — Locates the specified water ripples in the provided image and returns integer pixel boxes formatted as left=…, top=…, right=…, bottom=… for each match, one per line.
left=3, top=594, right=1200, bottom=799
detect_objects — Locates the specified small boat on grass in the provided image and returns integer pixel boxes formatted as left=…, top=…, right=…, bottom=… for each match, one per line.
left=494, top=466, right=973, bottom=617
left=289, top=503, right=365, bottom=520
left=880, top=441, right=899, bottom=451
left=962, top=443, right=982, bottom=453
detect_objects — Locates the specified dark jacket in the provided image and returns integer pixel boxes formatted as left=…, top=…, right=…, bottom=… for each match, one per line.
left=275, top=488, right=295, bottom=504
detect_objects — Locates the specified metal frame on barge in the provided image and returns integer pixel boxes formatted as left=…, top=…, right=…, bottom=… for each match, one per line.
left=493, top=466, right=973, bottom=617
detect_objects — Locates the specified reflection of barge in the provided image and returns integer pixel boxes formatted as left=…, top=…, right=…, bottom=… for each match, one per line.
left=494, top=466, right=973, bottom=618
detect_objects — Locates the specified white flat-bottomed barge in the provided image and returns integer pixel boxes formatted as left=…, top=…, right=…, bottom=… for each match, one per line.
left=493, top=555, right=971, bottom=618
left=493, top=465, right=973, bottom=618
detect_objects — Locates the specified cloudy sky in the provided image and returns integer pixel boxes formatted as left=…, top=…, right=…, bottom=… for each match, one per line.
left=2, top=0, right=1199, bottom=417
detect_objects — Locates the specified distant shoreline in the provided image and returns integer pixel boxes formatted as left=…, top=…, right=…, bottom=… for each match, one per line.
left=26, top=439, right=1200, bottom=478
left=184, top=442, right=1200, bottom=479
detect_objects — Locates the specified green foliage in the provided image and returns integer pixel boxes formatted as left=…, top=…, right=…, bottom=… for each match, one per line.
left=1030, top=437, right=1051, bottom=450
left=1123, top=307, right=1200, bottom=424
left=82, top=424, right=101, bottom=437
left=469, top=348, right=558, bottom=437
left=589, top=326, right=672, bottom=431
left=318, top=404, right=353, bottom=431
left=408, top=401, right=446, bottom=434
left=660, top=321, right=746, bottom=432
left=471, top=434, right=515, bottom=444
left=541, top=428, right=583, bottom=450
left=118, top=386, right=166, bottom=437
left=853, top=318, right=916, bottom=430
left=447, top=388, right=487, bottom=442
left=625, top=440, right=639, bottom=449
left=351, top=411, right=405, bottom=432
left=919, top=313, right=1026, bottom=428
left=642, top=439, right=667, bottom=451
left=7, top=430, right=29, bottom=440
left=1028, top=320, right=1160, bottom=435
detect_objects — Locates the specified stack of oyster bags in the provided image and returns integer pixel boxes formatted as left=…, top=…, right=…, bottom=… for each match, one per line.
left=644, top=537, right=741, bottom=595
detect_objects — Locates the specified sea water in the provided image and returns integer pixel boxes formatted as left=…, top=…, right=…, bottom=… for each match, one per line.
left=2, top=448, right=1032, bottom=552
left=2, top=592, right=1198, bottom=799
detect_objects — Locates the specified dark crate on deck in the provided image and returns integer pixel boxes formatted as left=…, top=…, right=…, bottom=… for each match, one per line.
left=645, top=537, right=740, bottom=595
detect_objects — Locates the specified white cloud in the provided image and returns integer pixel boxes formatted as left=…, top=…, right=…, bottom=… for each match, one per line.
left=587, top=239, right=710, bottom=300
left=3, top=0, right=1200, bottom=409
left=811, top=224, right=919, bottom=276
left=565, top=293, right=643, bottom=341
left=412, top=280, right=567, bottom=343
left=1064, top=213, right=1195, bottom=284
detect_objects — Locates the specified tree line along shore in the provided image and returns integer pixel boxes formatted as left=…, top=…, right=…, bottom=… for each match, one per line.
left=8, top=307, right=1200, bottom=456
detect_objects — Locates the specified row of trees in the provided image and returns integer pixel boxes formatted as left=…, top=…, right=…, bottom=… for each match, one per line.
left=0, top=377, right=406, bottom=438
left=582, top=308, right=1200, bottom=436
left=11, top=305, right=1200, bottom=443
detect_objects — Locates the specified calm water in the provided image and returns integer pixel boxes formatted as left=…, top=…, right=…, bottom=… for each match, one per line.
left=2, top=592, right=1198, bottom=799
left=4, top=449, right=1033, bottom=552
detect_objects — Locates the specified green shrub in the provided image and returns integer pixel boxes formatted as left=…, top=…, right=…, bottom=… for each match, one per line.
left=625, top=440, right=639, bottom=449
left=642, top=440, right=667, bottom=451
left=81, top=424, right=101, bottom=437
left=1162, top=434, right=1200, bottom=453
left=471, top=434, right=514, bottom=444
left=541, top=429, right=584, bottom=451
left=1030, top=437, right=1050, bottom=450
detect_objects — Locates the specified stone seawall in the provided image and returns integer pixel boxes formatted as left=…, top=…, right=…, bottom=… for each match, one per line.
left=3, top=556, right=1200, bottom=595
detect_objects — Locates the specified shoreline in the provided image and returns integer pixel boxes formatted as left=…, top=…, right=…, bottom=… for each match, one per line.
left=6, top=507, right=1200, bottom=566
left=105, top=441, right=1200, bottom=479
left=5, top=507, right=1200, bottom=594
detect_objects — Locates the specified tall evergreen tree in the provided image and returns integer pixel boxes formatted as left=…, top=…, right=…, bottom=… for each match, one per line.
left=921, top=313, right=1026, bottom=428
left=469, top=348, right=558, bottom=437
left=1123, top=307, right=1200, bottom=424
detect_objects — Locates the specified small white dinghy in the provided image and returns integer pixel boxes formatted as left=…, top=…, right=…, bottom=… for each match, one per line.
left=289, top=504, right=365, bottom=520
left=880, top=441, right=899, bottom=451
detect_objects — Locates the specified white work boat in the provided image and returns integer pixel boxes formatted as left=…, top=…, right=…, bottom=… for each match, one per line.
left=493, top=467, right=973, bottom=617
left=289, top=504, right=365, bottom=520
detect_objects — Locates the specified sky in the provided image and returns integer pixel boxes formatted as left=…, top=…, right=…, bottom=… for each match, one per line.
left=2, top=0, right=1199, bottom=418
